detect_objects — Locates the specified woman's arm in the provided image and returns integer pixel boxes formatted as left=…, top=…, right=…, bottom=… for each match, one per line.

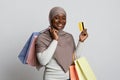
left=75, top=41, right=84, bottom=59
left=75, top=28, right=88, bottom=58
left=37, top=40, right=58, bottom=65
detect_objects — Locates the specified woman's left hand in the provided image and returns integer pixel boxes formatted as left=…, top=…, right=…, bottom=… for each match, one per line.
left=79, top=29, right=88, bottom=42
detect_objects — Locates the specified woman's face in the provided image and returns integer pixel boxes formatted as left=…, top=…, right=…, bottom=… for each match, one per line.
left=50, top=13, right=66, bottom=31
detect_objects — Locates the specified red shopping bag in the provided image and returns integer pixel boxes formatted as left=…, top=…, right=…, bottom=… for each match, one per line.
left=69, top=65, right=79, bottom=80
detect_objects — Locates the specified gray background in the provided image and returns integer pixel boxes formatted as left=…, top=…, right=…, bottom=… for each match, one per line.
left=0, top=0, right=120, bottom=80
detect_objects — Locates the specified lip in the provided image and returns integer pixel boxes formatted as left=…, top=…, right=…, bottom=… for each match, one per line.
left=53, top=23, right=65, bottom=30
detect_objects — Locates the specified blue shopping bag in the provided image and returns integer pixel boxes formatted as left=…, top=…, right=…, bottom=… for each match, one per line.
left=18, top=32, right=40, bottom=64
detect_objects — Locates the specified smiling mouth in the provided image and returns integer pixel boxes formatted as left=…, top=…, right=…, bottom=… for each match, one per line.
left=58, top=24, right=63, bottom=27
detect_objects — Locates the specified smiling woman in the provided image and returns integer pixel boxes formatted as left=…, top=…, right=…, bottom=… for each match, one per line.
left=35, top=6, right=88, bottom=80
left=50, top=13, right=66, bottom=30
left=49, top=7, right=66, bottom=31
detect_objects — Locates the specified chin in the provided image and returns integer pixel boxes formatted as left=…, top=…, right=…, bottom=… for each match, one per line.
left=59, top=26, right=65, bottom=30
left=53, top=26, right=64, bottom=30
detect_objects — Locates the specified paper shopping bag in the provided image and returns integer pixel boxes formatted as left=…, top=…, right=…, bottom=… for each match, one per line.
left=18, top=32, right=40, bottom=64
left=74, top=60, right=86, bottom=80
left=26, top=32, right=40, bottom=66
left=74, top=57, right=96, bottom=80
left=69, top=65, right=79, bottom=80
left=18, top=33, right=33, bottom=64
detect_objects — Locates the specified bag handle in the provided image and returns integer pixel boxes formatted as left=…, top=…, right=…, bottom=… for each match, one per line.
left=72, top=52, right=76, bottom=64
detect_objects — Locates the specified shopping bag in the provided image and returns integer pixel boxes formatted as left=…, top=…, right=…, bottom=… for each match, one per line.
left=26, top=32, right=40, bottom=66
left=18, top=28, right=49, bottom=65
left=18, top=32, right=40, bottom=64
left=18, top=33, right=33, bottom=64
left=69, top=65, right=79, bottom=80
left=74, top=57, right=96, bottom=80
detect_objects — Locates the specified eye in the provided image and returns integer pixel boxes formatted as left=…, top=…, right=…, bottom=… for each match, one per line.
left=62, top=16, right=66, bottom=20
left=54, top=16, right=59, bottom=19
left=54, top=16, right=59, bottom=22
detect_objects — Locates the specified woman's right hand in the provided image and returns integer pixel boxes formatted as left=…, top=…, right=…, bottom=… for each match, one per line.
left=50, top=27, right=59, bottom=41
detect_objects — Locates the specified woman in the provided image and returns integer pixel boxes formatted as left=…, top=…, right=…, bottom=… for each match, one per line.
left=36, top=7, right=88, bottom=80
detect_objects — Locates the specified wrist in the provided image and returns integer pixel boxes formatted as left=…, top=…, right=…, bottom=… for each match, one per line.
left=54, top=38, right=58, bottom=41
left=79, top=39, right=84, bottom=42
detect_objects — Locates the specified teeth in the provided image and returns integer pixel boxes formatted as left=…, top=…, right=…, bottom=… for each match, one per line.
left=58, top=24, right=62, bottom=26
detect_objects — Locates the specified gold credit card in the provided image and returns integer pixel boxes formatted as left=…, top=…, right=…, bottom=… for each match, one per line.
left=78, top=22, right=84, bottom=32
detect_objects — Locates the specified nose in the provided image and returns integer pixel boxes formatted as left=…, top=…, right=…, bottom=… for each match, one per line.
left=58, top=18, right=64, bottom=23
left=58, top=20, right=62, bottom=23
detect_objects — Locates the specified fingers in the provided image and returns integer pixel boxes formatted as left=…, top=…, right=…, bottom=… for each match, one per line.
left=50, top=27, right=58, bottom=33
left=49, top=27, right=59, bottom=40
left=81, top=28, right=88, bottom=36
left=79, top=28, right=88, bottom=42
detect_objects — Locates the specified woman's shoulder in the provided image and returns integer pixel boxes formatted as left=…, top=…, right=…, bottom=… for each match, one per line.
left=37, top=29, right=51, bottom=40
